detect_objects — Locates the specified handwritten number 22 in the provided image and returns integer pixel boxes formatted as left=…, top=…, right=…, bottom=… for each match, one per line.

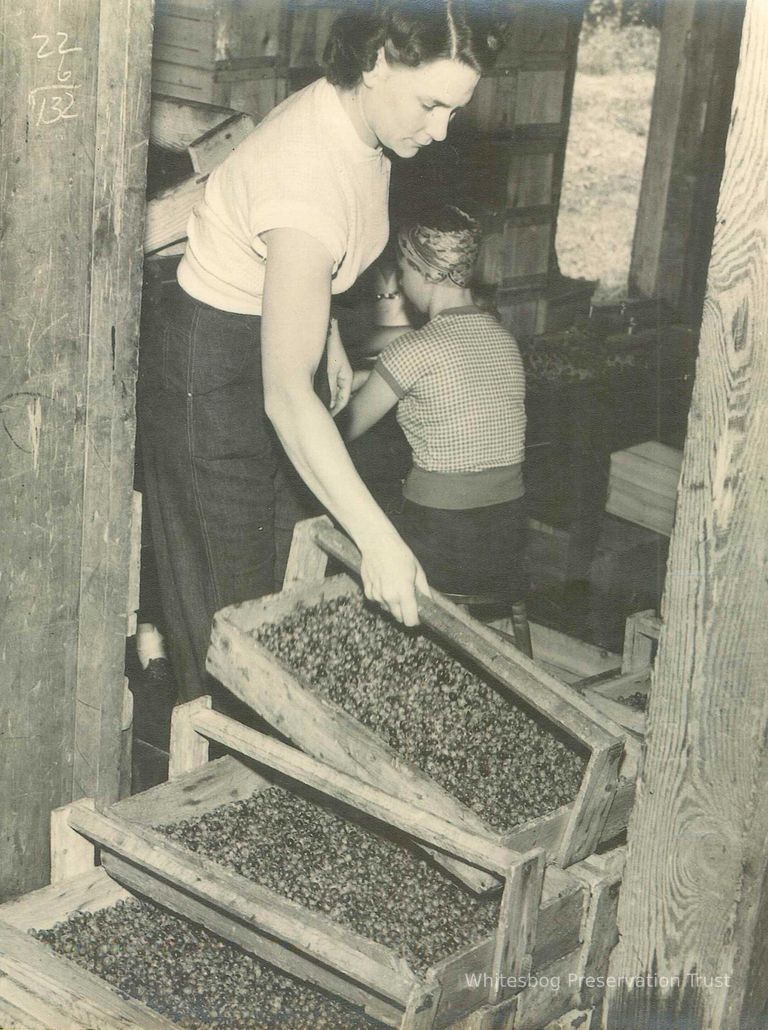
left=33, top=32, right=82, bottom=60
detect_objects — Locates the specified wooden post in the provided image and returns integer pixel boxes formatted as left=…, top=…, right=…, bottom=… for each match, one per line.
left=169, top=697, right=212, bottom=780
left=629, top=0, right=746, bottom=323
left=490, top=851, right=545, bottom=1004
left=49, top=799, right=96, bottom=886
left=621, top=609, right=660, bottom=674
left=0, top=0, right=152, bottom=898
left=401, top=973, right=442, bottom=1030
left=607, top=1, right=768, bottom=1025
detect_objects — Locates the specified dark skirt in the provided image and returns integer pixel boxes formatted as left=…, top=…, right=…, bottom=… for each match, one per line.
left=137, top=283, right=324, bottom=701
left=397, top=495, right=528, bottom=605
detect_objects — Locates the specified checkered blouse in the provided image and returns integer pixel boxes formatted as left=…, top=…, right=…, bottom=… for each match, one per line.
left=375, top=308, right=526, bottom=473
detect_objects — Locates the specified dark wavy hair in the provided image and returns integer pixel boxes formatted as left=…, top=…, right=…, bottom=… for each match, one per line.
left=324, top=1, right=503, bottom=89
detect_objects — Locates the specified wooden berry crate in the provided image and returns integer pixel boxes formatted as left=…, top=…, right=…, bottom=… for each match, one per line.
left=0, top=703, right=625, bottom=1030
left=207, top=518, right=641, bottom=887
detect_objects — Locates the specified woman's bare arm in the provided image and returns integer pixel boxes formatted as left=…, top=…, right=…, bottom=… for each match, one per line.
left=345, top=367, right=399, bottom=442
left=260, top=227, right=428, bottom=625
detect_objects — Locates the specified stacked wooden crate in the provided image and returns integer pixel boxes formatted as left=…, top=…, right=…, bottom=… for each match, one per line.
left=152, top=0, right=288, bottom=120
left=0, top=518, right=647, bottom=1028
left=457, top=0, right=594, bottom=339
left=605, top=441, right=683, bottom=537
left=0, top=752, right=624, bottom=1030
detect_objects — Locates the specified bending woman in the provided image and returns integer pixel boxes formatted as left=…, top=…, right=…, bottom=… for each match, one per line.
left=138, top=1, right=501, bottom=701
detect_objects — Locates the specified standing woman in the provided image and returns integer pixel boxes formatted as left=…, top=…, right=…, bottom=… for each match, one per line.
left=138, top=1, right=502, bottom=702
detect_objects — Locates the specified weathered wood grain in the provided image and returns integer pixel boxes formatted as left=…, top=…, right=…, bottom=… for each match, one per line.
left=630, top=0, right=746, bottom=320
left=150, top=93, right=239, bottom=152
left=608, top=2, right=768, bottom=1025
left=0, top=0, right=151, bottom=898
left=168, top=695, right=211, bottom=779
left=74, top=0, right=153, bottom=809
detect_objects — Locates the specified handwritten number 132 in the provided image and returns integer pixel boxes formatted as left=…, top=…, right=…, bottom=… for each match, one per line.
left=32, top=32, right=81, bottom=125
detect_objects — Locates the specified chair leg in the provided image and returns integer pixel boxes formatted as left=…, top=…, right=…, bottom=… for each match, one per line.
left=510, top=600, right=533, bottom=659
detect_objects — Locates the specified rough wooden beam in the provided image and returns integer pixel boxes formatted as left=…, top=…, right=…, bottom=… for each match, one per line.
left=74, top=0, right=153, bottom=807
left=629, top=0, right=746, bottom=321
left=169, top=695, right=211, bottom=780
left=607, top=1, right=768, bottom=1024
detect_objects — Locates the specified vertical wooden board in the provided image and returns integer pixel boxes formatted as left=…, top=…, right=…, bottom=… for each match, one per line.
left=512, top=950, right=582, bottom=1030
left=402, top=976, right=442, bottom=1030
left=126, top=490, right=142, bottom=638
left=50, top=799, right=96, bottom=886
left=0, top=0, right=100, bottom=898
left=507, top=151, right=555, bottom=208
left=557, top=741, right=624, bottom=867
left=621, top=609, right=658, bottom=673
left=630, top=0, right=745, bottom=319
left=74, top=0, right=153, bottom=806
left=490, top=852, right=545, bottom=1004
left=169, top=696, right=212, bottom=779
left=463, top=73, right=517, bottom=134
left=282, top=514, right=331, bottom=589
left=514, top=69, right=566, bottom=125
left=607, top=1, right=768, bottom=1025
left=476, top=232, right=505, bottom=287
left=502, top=222, right=552, bottom=281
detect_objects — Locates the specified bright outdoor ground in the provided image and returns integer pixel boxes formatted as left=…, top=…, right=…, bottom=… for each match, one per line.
left=556, top=21, right=661, bottom=302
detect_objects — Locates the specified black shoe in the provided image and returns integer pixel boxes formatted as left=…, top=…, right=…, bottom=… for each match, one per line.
left=144, top=656, right=172, bottom=686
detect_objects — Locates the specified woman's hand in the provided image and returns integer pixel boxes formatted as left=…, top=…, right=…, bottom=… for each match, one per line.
left=327, top=318, right=353, bottom=417
left=261, top=228, right=427, bottom=626
left=358, top=529, right=431, bottom=627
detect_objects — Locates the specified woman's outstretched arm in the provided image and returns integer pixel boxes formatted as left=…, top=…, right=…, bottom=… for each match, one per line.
left=261, top=227, right=428, bottom=625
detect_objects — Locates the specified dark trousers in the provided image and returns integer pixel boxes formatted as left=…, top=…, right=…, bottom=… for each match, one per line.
left=137, top=285, right=322, bottom=702
left=398, top=496, right=529, bottom=604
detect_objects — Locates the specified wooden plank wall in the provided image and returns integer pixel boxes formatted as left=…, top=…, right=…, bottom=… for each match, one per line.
left=629, top=0, right=746, bottom=324
left=606, top=0, right=768, bottom=1024
left=0, top=0, right=152, bottom=899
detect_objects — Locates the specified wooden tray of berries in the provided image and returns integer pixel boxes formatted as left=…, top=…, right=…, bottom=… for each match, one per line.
left=0, top=705, right=623, bottom=1030
left=207, top=519, right=639, bottom=886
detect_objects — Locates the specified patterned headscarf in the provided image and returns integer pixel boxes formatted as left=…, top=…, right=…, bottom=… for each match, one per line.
left=397, top=207, right=482, bottom=288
